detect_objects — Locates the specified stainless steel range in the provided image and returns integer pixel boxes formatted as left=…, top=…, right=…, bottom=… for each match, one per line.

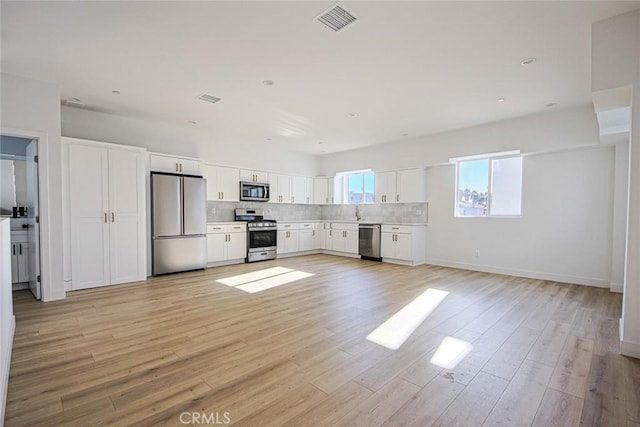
left=235, top=208, right=277, bottom=262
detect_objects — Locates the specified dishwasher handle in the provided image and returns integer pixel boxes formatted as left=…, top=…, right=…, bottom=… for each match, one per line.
left=359, top=225, right=381, bottom=229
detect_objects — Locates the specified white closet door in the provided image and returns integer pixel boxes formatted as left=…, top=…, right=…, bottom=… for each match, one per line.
left=108, top=149, right=145, bottom=285
left=69, top=144, right=110, bottom=290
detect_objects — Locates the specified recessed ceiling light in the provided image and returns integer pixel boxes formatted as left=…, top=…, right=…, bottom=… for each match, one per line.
left=521, top=57, right=536, bottom=66
left=321, top=150, right=326, bottom=153
left=262, top=80, right=275, bottom=86
left=318, top=141, right=324, bottom=145
left=111, top=90, right=121, bottom=95
left=545, top=102, right=558, bottom=108
left=187, top=120, right=197, bottom=125
left=266, top=138, right=272, bottom=141
left=402, top=133, right=409, bottom=137
left=347, top=112, right=358, bottom=118
left=497, top=97, right=505, bottom=103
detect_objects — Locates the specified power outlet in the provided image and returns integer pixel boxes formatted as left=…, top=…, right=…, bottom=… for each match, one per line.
left=474, top=249, right=480, bottom=258
left=210, top=207, right=216, bottom=215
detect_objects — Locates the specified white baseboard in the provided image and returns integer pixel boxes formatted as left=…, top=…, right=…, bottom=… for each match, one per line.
left=610, top=282, right=624, bottom=293
left=1, top=315, right=15, bottom=427
left=620, top=339, right=640, bottom=358
left=206, top=259, right=245, bottom=268
left=424, top=258, right=610, bottom=288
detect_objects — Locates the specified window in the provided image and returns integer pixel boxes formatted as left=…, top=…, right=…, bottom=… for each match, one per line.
left=455, top=155, right=522, bottom=217
left=340, top=170, right=375, bottom=204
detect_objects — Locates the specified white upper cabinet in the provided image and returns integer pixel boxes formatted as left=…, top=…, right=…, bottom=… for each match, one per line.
left=149, top=153, right=202, bottom=176
left=205, top=165, right=240, bottom=201
left=396, top=168, right=427, bottom=203
left=68, top=139, right=146, bottom=290
left=314, top=178, right=330, bottom=204
left=239, top=169, right=269, bottom=183
left=269, top=173, right=292, bottom=204
left=375, top=171, right=397, bottom=203
left=291, top=176, right=306, bottom=204
left=375, top=168, right=426, bottom=204
left=305, top=177, right=314, bottom=205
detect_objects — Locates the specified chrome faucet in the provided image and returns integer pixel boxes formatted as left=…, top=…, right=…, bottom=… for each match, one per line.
left=355, top=205, right=361, bottom=221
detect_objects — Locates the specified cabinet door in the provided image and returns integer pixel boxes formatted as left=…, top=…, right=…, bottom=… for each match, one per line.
left=375, top=172, right=397, bottom=203
left=207, top=233, right=227, bottom=262
left=305, top=178, right=314, bottom=204
left=69, top=144, right=110, bottom=290
left=395, top=233, right=413, bottom=261
left=314, top=178, right=329, bottom=204
left=288, top=230, right=300, bottom=253
left=204, top=165, right=220, bottom=200
left=298, top=229, right=315, bottom=251
left=218, top=166, right=240, bottom=201
left=149, top=154, right=182, bottom=173
left=331, top=230, right=345, bottom=252
left=397, top=169, right=426, bottom=203
left=344, top=230, right=359, bottom=254
left=332, top=176, right=343, bottom=204
left=380, top=232, right=396, bottom=258
left=277, top=230, right=288, bottom=254
left=239, top=169, right=268, bottom=183
left=108, top=149, right=146, bottom=285
left=291, top=176, right=306, bottom=204
left=11, top=243, right=19, bottom=283
left=278, top=175, right=292, bottom=203
left=226, top=232, right=247, bottom=260
left=179, top=158, right=202, bottom=176
left=17, top=242, right=29, bottom=282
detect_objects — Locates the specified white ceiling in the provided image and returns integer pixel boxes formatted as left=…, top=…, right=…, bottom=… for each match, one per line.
left=2, top=1, right=639, bottom=155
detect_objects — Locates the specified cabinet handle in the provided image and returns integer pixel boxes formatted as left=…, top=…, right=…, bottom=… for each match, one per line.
left=330, top=230, right=332, bottom=237
left=221, top=192, right=224, bottom=199
left=292, top=196, right=294, bottom=203
left=104, top=212, right=108, bottom=223
left=312, top=230, right=315, bottom=236
left=176, top=163, right=180, bottom=172
left=396, top=194, right=400, bottom=202
left=111, top=212, right=115, bottom=222
left=306, top=197, right=309, bottom=203
left=180, top=163, right=183, bottom=172
left=13, top=244, right=16, bottom=256
left=19, top=243, right=22, bottom=255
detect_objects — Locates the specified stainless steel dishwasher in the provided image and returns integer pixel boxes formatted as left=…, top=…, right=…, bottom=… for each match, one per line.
left=359, top=224, right=382, bottom=261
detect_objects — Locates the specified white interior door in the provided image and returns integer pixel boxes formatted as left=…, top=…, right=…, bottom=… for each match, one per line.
left=25, top=140, right=41, bottom=299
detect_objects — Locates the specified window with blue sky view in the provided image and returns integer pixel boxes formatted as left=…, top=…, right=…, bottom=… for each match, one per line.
left=347, top=171, right=375, bottom=204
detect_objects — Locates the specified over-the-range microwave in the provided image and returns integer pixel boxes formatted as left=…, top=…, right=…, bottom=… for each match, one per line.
left=240, top=181, right=270, bottom=202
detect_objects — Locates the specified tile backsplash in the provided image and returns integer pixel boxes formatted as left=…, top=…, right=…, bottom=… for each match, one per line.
left=208, top=201, right=428, bottom=224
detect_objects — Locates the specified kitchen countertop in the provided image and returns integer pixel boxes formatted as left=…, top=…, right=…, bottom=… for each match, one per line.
left=274, top=219, right=428, bottom=226
left=207, top=221, right=246, bottom=225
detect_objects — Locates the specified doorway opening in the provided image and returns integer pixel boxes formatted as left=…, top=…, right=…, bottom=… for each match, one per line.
left=0, top=135, right=41, bottom=300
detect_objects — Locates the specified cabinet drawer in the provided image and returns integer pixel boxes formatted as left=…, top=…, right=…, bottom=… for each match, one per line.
left=207, top=223, right=246, bottom=234
left=331, top=223, right=359, bottom=231
left=299, top=223, right=315, bottom=229
left=382, top=224, right=413, bottom=234
left=277, top=223, right=299, bottom=231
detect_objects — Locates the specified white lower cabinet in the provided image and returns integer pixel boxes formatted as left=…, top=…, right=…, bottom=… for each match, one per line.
left=207, top=223, right=246, bottom=263
left=298, top=223, right=318, bottom=251
left=10, top=236, right=29, bottom=284
left=328, top=223, right=359, bottom=254
left=381, top=224, right=426, bottom=265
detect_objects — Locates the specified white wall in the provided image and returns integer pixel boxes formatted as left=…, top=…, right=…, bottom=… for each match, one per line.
left=320, top=104, right=621, bottom=287
left=425, top=146, right=614, bottom=286
left=61, top=106, right=319, bottom=176
left=0, top=219, right=14, bottom=425
left=592, top=9, right=640, bottom=358
left=1, top=73, right=65, bottom=301
left=319, top=105, right=601, bottom=174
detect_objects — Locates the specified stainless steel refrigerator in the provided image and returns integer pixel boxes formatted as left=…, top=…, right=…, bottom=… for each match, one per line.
left=151, top=173, right=207, bottom=275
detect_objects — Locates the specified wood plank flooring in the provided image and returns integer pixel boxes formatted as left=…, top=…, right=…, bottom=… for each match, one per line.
left=5, top=254, right=639, bottom=426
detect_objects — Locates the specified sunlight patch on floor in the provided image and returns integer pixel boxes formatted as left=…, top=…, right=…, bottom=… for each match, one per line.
left=366, top=288, right=449, bottom=350
left=430, top=336, right=473, bottom=369
left=216, top=267, right=293, bottom=287
left=216, top=267, right=314, bottom=293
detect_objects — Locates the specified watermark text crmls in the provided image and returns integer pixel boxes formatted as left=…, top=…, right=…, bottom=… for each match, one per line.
left=179, top=411, right=231, bottom=425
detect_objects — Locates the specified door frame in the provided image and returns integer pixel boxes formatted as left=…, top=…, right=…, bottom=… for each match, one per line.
left=1, top=127, right=55, bottom=301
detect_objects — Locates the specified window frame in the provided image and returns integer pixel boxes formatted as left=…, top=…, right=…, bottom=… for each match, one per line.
left=338, top=169, right=375, bottom=205
left=453, top=153, right=523, bottom=219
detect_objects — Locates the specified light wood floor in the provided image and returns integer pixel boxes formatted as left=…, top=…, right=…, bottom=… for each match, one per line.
left=6, top=254, right=640, bottom=426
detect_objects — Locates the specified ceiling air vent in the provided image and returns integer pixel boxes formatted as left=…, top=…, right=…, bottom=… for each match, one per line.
left=197, top=93, right=223, bottom=104
left=316, top=3, right=357, bottom=32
